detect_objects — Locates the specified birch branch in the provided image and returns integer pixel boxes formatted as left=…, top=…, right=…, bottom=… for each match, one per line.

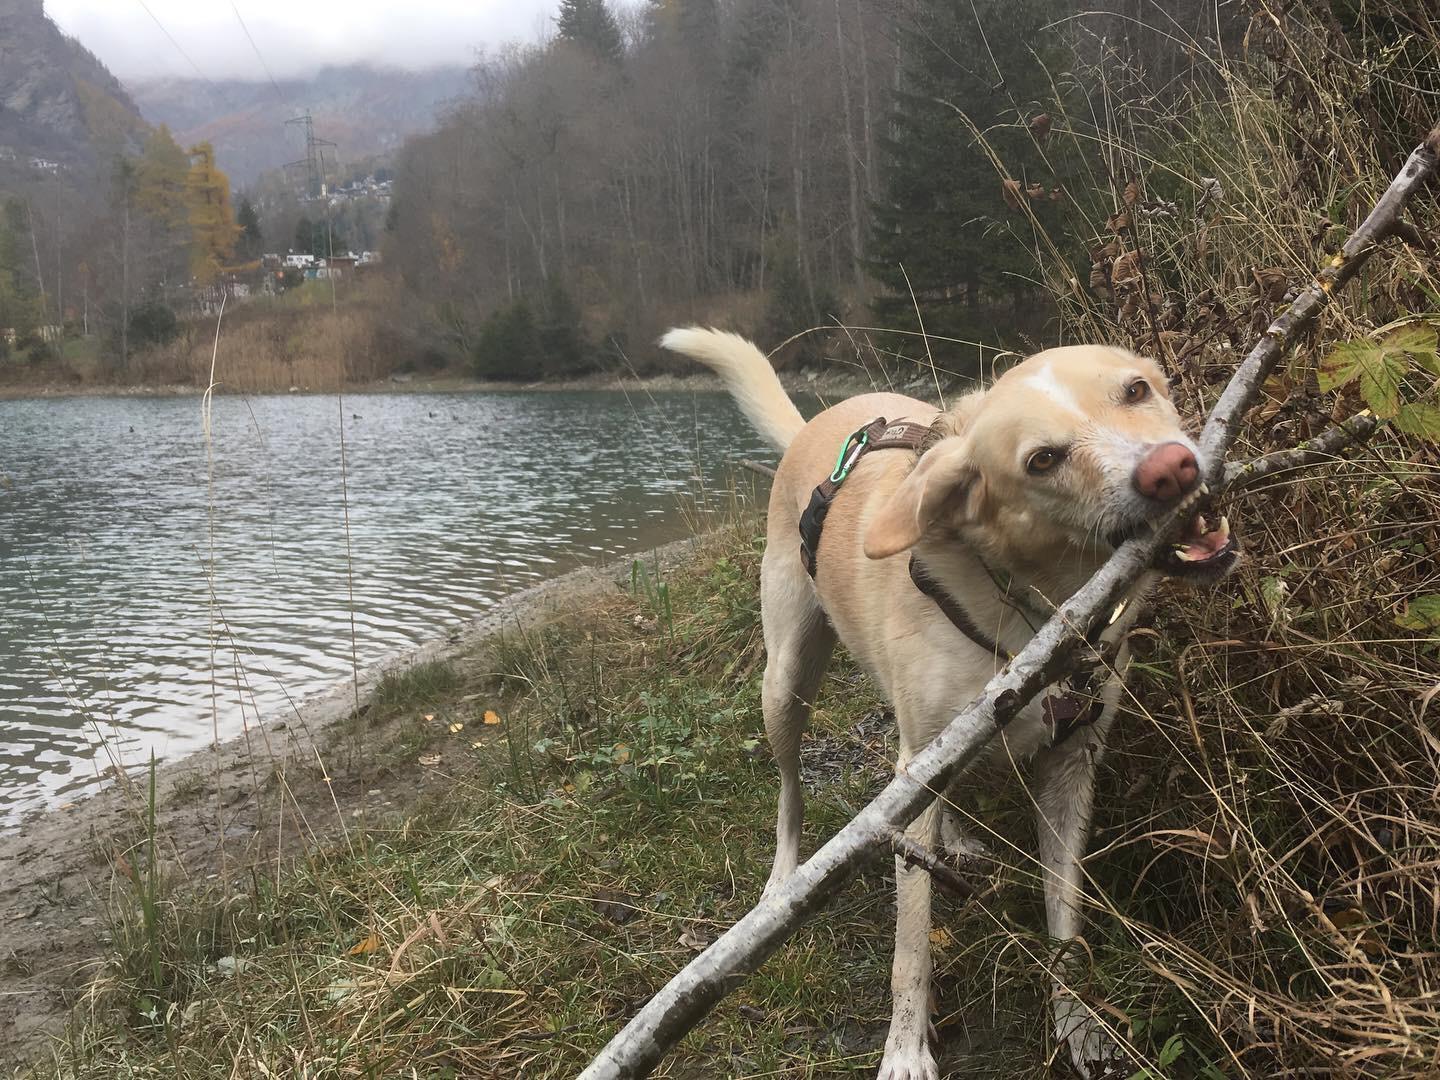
left=738, top=458, right=778, bottom=479
left=1223, top=410, right=1380, bottom=492
left=578, top=124, right=1440, bottom=1080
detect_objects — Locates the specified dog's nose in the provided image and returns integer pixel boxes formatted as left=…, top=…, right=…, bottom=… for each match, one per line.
left=1133, top=442, right=1199, bottom=503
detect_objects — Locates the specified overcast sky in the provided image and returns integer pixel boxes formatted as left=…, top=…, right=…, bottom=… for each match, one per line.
left=46, top=0, right=557, bottom=81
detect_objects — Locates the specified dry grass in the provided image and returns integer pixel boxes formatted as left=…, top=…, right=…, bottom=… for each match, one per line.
left=980, top=3, right=1440, bottom=1073
left=129, top=282, right=396, bottom=394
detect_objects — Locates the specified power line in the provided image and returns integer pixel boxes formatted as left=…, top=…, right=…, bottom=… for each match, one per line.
left=133, top=0, right=216, bottom=88
left=229, top=1, right=293, bottom=112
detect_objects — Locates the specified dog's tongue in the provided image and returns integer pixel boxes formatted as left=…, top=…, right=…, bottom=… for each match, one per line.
left=1176, top=513, right=1232, bottom=562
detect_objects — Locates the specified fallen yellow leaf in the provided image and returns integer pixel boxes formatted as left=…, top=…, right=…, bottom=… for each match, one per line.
left=928, top=927, right=954, bottom=948
left=347, top=933, right=381, bottom=956
left=423, top=713, right=435, bottom=722
left=613, top=744, right=631, bottom=765
left=482, top=710, right=502, bottom=726
left=448, top=721, right=464, bottom=734
left=471, top=740, right=485, bottom=749
left=418, top=753, right=441, bottom=767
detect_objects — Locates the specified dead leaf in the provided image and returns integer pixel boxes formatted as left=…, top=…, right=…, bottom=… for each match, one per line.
left=1107, top=210, right=1131, bottom=233
left=613, top=744, right=632, bottom=765
left=1028, top=112, right=1052, bottom=139
left=482, top=710, right=503, bottom=726
left=1025, top=183, right=1045, bottom=200
left=112, top=850, right=137, bottom=884
left=1001, top=178, right=1023, bottom=210
left=1122, top=179, right=1142, bottom=206
left=1048, top=186, right=1063, bottom=201
left=448, top=721, right=464, bottom=734
left=423, top=713, right=435, bottom=722
left=678, top=928, right=713, bottom=950
left=928, top=927, right=954, bottom=947
left=347, top=933, right=382, bottom=956
left=418, top=753, right=442, bottom=767
left=592, top=889, right=643, bottom=925
left=1252, top=266, right=1288, bottom=303
left=1111, top=250, right=1143, bottom=289
left=470, top=740, right=485, bottom=749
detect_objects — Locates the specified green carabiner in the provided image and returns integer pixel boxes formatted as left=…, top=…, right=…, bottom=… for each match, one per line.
left=828, top=426, right=871, bottom=484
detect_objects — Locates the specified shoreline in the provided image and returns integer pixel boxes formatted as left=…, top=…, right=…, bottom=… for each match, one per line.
left=0, top=533, right=713, bottom=1066
left=0, top=366, right=941, bottom=403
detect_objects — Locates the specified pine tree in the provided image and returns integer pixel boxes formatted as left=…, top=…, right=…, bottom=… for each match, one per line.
left=294, top=216, right=314, bottom=256
left=236, top=198, right=263, bottom=261
left=868, top=0, right=1070, bottom=355
left=185, top=142, right=240, bottom=283
left=556, top=0, right=624, bottom=63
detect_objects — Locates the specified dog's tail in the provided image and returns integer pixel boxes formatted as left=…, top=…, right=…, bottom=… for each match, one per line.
left=660, top=327, right=806, bottom=453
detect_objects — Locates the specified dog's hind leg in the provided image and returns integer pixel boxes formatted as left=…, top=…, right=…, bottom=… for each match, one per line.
left=759, top=553, right=835, bottom=895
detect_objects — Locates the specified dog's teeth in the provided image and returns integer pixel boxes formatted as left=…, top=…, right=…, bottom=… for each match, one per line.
left=1173, top=548, right=1197, bottom=562
left=1218, top=515, right=1230, bottom=538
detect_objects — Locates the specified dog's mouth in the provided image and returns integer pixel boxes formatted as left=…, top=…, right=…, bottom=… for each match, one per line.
left=1107, top=504, right=1239, bottom=581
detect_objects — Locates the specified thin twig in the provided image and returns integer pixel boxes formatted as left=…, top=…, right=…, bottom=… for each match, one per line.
left=738, top=459, right=778, bottom=479
left=889, top=832, right=977, bottom=899
left=577, top=124, right=1440, bottom=1080
left=1224, top=410, right=1380, bottom=491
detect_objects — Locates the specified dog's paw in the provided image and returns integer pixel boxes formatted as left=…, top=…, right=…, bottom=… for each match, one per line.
left=876, top=1035, right=938, bottom=1080
left=1055, top=1001, right=1126, bottom=1078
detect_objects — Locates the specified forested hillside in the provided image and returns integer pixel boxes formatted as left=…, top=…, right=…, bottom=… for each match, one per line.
left=381, top=0, right=1436, bottom=384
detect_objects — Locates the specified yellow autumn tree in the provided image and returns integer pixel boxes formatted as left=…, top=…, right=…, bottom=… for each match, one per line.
left=135, top=126, right=189, bottom=228
left=185, top=142, right=240, bottom=284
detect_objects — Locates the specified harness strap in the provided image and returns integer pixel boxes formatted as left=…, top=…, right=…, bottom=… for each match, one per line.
left=909, top=556, right=1009, bottom=659
left=911, top=555, right=1104, bottom=746
left=799, top=417, right=932, bottom=577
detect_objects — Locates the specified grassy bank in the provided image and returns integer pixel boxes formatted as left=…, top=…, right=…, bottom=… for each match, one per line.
left=19, top=453, right=1440, bottom=1078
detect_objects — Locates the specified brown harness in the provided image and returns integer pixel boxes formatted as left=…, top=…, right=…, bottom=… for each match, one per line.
left=797, top=416, right=1103, bottom=745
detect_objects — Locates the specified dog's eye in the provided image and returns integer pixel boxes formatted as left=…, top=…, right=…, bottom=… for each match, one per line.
left=1124, top=379, right=1151, bottom=404
left=1026, top=448, right=1065, bottom=475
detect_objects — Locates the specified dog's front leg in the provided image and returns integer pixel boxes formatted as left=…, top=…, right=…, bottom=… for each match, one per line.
left=1033, top=719, right=1123, bottom=1077
left=878, top=796, right=940, bottom=1080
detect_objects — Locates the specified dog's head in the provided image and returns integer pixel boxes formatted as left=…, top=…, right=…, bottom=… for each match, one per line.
left=863, top=345, right=1238, bottom=584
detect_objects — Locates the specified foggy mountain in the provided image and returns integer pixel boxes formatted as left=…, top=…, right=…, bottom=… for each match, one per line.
left=127, top=64, right=472, bottom=186
left=0, top=0, right=148, bottom=177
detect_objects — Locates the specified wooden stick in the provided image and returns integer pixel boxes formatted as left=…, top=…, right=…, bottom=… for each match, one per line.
left=578, top=124, right=1440, bottom=1080
left=890, top=831, right=978, bottom=900
left=1223, top=410, right=1380, bottom=492
left=738, top=458, right=778, bottom=479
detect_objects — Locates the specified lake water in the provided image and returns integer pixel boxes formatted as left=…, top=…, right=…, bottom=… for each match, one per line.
left=0, top=390, right=775, bottom=827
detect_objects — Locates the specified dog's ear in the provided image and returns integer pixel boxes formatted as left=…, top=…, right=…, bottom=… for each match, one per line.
left=863, top=438, right=983, bottom=559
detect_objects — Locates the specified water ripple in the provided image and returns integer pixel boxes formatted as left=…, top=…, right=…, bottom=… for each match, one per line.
left=0, top=390, right=773, bottom=826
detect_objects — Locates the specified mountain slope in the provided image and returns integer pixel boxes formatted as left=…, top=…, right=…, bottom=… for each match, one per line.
left=0, top=0, right=148, bottom=169
left=128, top=64, right=470, bottom=186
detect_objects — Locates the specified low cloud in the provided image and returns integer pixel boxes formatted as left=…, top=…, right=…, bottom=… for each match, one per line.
left=47, top=0, right=556, bottom=80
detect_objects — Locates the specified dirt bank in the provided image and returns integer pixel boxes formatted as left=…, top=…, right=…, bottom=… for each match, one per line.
left=0, top=536, right=708, bottom=1068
